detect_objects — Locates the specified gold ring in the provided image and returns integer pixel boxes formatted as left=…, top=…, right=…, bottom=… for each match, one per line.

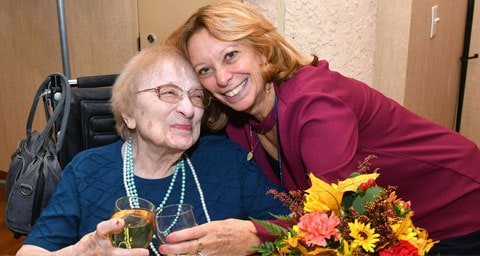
left=196, top=239, right=204, bottom=256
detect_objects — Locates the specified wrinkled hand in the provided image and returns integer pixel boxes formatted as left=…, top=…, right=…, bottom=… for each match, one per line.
left=76, top=218, right=150, bottom=256
left=16, top=218, right=150, bottom=256
left=158, top=219, right=260, bottom=256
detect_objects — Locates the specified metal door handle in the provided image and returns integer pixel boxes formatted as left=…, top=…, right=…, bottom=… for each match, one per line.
left=461, top=53, right=478, bottom=62
left=147, top=34, right=156, bottom=43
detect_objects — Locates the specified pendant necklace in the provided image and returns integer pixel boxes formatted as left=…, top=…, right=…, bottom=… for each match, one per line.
left=247, top=96, right=284, bottom=186
left=122, top=137, right=211, bottom=256
left=247, top=100, right=275, bottom=161
left=247, top=125, right=260, bottom=161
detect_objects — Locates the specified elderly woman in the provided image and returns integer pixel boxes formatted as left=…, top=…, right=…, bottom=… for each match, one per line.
left=16, top=45, right=288, bottom=256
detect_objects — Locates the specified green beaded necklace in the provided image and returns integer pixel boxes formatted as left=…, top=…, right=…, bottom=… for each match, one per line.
left=122, top=138, right=211, bottom=255
left=123, top=137, right=186, bottom=211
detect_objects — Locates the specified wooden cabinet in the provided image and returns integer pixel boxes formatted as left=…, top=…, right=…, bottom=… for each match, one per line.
left=1, top=1, right=61, bottom=172
left=0, top=0, right=138, bottom=172
left=0, top=0, right=225, bottom=172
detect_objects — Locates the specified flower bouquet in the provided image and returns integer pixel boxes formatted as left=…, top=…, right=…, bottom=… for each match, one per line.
left=252, top=156, right=438, bottom=256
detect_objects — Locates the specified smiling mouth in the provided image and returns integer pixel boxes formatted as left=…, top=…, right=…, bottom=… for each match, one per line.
left=172, top=123, right=192, bottom=131
left=225, top=79, right=247, bottom=97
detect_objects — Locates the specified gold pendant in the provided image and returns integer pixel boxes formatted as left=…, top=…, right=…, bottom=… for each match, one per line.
left=247, top=151, right=253, bottom=161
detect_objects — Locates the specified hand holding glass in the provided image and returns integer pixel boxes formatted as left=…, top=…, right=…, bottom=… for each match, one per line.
left=110, top=196, right=156, bottom=249
left=156, top=203, right=197, bottom=245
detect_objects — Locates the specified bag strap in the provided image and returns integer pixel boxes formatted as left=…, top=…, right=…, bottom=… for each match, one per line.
left=25, top=73, right=71, bottom=156
left=52, top=74, right=71, bottom=153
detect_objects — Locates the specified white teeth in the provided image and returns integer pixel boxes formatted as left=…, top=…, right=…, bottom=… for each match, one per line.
left=225, top=80, right=247, bottom=97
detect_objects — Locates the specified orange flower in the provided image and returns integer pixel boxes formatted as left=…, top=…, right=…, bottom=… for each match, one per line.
left=297, top=211, right=341, bottom=247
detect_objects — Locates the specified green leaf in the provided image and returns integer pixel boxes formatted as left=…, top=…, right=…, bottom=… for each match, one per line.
left=349, top=172, right=361, bottom=178
left=250, top=217, right=290, bottom=237
left=351, top=186, right=384, bottom=214
left=250, top=241, right=280, bottom=256
left=342, top=190, right=356, bottom=211
left=269, top=213, right=296, bottom=222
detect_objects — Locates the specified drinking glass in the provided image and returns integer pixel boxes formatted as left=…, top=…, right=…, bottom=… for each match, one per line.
left=156, top=203, right=197, bottom=245
left=110, top=196, right=156, bottom=249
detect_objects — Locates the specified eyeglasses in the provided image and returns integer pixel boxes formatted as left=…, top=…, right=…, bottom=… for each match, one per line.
left=137, top=84, right=211, bottom=108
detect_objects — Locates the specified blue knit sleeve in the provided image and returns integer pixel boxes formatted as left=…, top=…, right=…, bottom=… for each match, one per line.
left=23, top=140, right=125, bottom=251
left=23, top=160, right=83, bottom=251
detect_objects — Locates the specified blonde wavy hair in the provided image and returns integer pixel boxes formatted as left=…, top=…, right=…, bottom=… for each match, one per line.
left=166, top=0, right=317, bottom=132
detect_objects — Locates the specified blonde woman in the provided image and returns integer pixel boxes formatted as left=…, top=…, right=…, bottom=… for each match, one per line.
left=163, top=1, right=480, bottom=255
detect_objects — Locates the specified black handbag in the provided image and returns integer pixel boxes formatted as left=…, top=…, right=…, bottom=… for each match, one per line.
left=5, top=73, right=71, bottom=238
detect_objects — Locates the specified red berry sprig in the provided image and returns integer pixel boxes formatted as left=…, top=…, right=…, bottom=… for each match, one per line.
left=359, top=178, right=376, bottom=191
left=367, top=178, right=376, bottom=187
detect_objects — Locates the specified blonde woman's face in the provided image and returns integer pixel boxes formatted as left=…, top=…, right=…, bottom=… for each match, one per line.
left=187, top=28, right=268, bottom=116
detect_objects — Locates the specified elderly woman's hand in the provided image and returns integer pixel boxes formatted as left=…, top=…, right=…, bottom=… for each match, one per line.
left=16, top=219, right=150, bottom=256
left=158, top=219, right=260, bottom=256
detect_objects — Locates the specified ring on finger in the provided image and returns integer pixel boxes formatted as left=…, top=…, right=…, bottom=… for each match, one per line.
left=196, top=239, right=204, bottom=256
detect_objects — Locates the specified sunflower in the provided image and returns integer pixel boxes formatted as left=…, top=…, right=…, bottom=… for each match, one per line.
left=348, top=219, right=380, bottom=252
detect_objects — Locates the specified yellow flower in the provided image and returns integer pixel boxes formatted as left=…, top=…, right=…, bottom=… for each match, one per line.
left=281, top=225, right=309, bottom=252
left=337, top=239, right=354, bottom=256
left=304, top=174, right=344, bottom=214
left=390, top=207, right=439, bottom=254
left=284, top=230, right=299, bottom=249
left=304, top=173, right=380, bottom=215
left=308, top=247, right=337, bottom=256
left=414, top=227, right=439, bottom=254
left=392, top=214, right=422, bottom=246
left=348, top=219, right=380, bottom=253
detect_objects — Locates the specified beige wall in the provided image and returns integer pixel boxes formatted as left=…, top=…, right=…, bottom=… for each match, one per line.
left=248, top=0, right=468, bottom=131
left=373, top=1, right=412, bottom=104
left=245, top=0, right=377, bottom=85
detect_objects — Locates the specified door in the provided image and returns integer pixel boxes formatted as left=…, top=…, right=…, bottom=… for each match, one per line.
left=137, top=0, right=216, bottom=50
left=460, top=0, right=480, bottom=146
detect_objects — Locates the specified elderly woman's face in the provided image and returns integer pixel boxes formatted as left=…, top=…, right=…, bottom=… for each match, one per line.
left=124, top=57, right=204, bottom=151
